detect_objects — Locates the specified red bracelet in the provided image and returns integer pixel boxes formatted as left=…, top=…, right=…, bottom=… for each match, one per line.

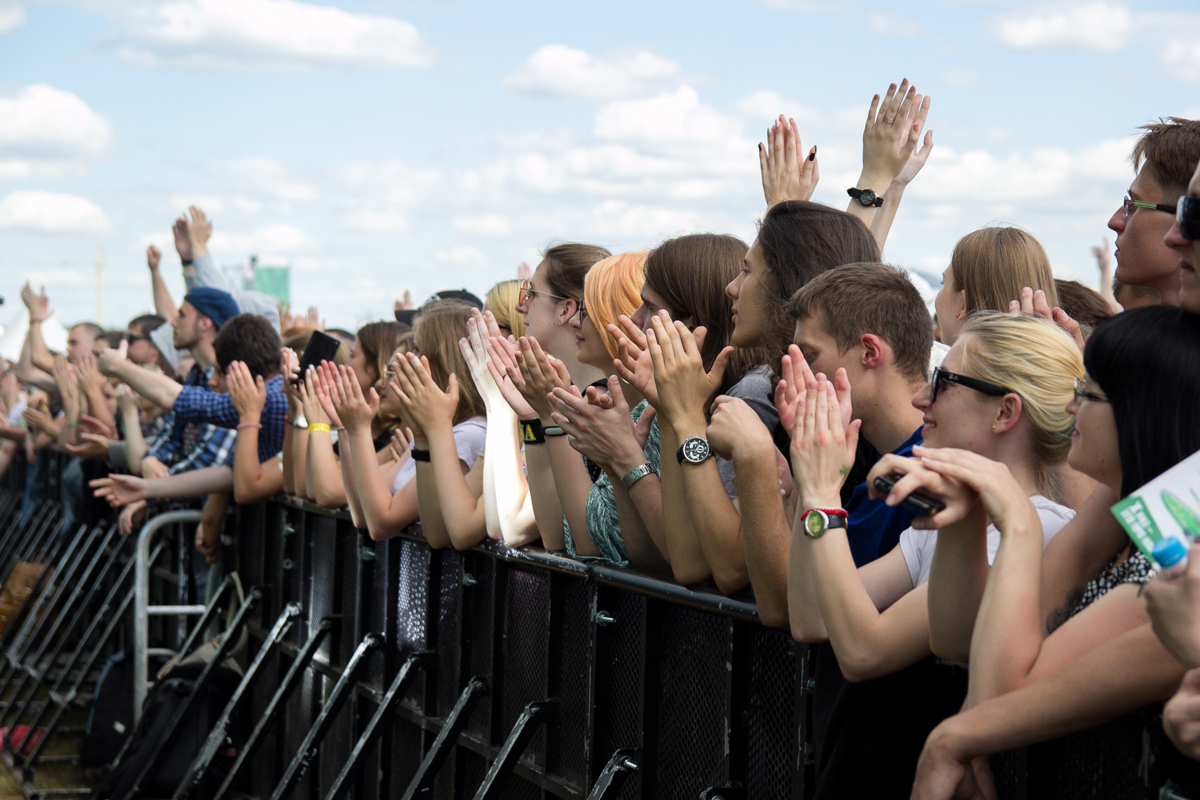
left=237, top=422, right=262, bottom=430
left=801, top=507, right=847, bottom=517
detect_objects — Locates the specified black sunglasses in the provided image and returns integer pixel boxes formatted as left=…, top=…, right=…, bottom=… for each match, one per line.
left=930, top=367, right=1011, bottom=403
left=124, top=333, right=150, bottom=344
left=1178, top=195, right=1200, bottom=241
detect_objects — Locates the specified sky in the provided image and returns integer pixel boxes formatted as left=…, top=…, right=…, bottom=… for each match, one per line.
left=0, top=0, right=1198, bottom=332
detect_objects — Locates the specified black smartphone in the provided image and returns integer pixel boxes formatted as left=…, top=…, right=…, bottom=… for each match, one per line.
left=294, top=330, right=341, bottom=385
left=872, top=473, right=946, bottom=517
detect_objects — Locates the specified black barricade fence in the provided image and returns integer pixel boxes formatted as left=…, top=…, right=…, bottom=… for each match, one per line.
left=1, top=450, right=1198, bottom=800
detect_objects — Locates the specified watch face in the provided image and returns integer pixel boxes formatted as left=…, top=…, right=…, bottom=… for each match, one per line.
left=804, top=510, right=827, bottom=537
left=859, top=189, right=876, bottom=206
left=682, top=437, right=711, bottom=463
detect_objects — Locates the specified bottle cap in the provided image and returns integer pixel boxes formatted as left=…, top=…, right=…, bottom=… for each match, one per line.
left=1151, top=537, right=1188, bottom=569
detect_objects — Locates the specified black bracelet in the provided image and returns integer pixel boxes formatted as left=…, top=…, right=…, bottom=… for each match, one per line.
left=411, top=448, right=431, bottom=462
left=181, top=258, right=194, bottom=266
left=520, top=418, right=545, bottom=445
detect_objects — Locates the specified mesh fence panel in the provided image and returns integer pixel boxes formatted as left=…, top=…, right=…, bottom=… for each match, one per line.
left=1025, top=714, right=1149, bottom=800
left=555, top=576, right=592, bottom=786
left=366, top=537, right=389, bottom=687
left=337, top=520, right=363, bottom=669
left=390, top=714, right=425, bottom=797
left=594, top=588, right=645, bottom=800
left=437, top=549, right=464, bottom=717
left=309, top=515, right=338, bottom=664
left=464, top=552, right=495, bottom=740
left=397, top=539, right=431, bottom=710
left=744, top=625, right=798, bottom=800
left=991, top=749, right=1028, bottom=800
left=654, top=605, right=730, bottom=800
left=503, top=569, right=551, bottom=767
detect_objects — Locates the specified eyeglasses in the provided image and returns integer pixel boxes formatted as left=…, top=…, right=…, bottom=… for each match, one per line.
left=1073, top=377, right=1108, bottom=404
left=1122, top=195, right=1176, bottom=219
left=518, top=280, right=569, bottom=306
left=571, top=297, right=588, bottom=324
left=124, top=333, right=149, bottom=344
left=929, top=367, right=1012, bottom=403
left=1178, top=195, right=1200, bottom=241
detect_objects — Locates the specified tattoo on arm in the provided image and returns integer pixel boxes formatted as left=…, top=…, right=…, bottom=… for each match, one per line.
left=1045, top=587, right=1084, bottom=635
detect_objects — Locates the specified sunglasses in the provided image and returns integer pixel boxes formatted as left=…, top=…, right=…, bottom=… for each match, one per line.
left=1178, top=195, right=1200, bottom=241
left=1073, top=377, right=1108, bottom=405
left=124, top=333, right=150, bottom=344
left=518, top=280, right=569, bottom=306
left=1122, top=196, right=1176, bottom=219
left=930, top=367, right=1011, bottom=403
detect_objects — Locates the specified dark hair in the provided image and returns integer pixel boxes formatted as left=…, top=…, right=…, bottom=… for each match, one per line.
left=214, top=313, right=283, bottom=379
left=1132, top=117, right=1200, bottom=192
left=756, top=201, right=881, bottom=371
left=356, top=321, right=409, bottom=388
left=102, top=330, right=125, bottom=349
left=1054, top=279, right=1113, bottom=336
left=645, top=233, right=768, bottom=384
left=129, top=314, right=166, bottom=335
left=788, top=262, right=933, bottom=383
left=542, top=242, right=612, bottom=300
left=1084, top=306, right=1200, bottom=496
left=325, top=328, right=360, bottom=350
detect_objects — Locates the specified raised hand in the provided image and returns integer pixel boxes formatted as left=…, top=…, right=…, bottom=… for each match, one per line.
left=89, top=473, right=149, bottom=508
left=115, top=383, right=138, bottom=414
left=312, top=363, right=346, bottom=428
left=188, top=206, right=212, bottom=251
left=98, top=340, right=129, bottom=377
left=298, top=368, right=332, bottom=426
left=706, top=395, right=773, bottom=461
left=608, top=315, right=658, bottom=408
left=330, top=364, right=379, bottom=433
left=1008, top=287, right=1085, bottom=353
left=304, top=307, right=324, bottom=330
left=484, top=333, right=537, bottom=419
left=774, top=345, right=852, bottom=433
left=79, top=414, right=116, bottom=438
left=62, top=431, right=111, bottom=460
left=21, top=282, right=50, bottom=323
left=118, top=499, right=148, bottom=536
left=391, top=352, right=460, bottom=436
left=760, top=114, right=818, bottom=208
left=459, top=312, right=499, bottom=410
left=51, top=356, right=80, bottom=415
left=141, top=456, right=168, bottom=480
left=226, top=361, right=267, bottom=422
left=173, top=215, right=193, bottom=262
left=394, top=290, right=414, bottom=313
left=515, top=336, right=572, bottom=422
left=75, top=353, right=106, bottom=394
left=0, top=373, right=18, bottom=413
left=147, top=244, right=161, bottom=271
left=22, top=402, right=59, bottom=437
left=788, top=377, right=862, bottom=508
left=549, top=376, right=646, bottom=471
left=647, top=312, right=732, bottom=425
left=861, top=79, right=931, bottom=189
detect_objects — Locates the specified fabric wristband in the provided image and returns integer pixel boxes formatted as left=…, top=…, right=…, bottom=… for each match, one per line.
left=411, top=448, right=431, bottom=462
left=308, top=423, right=331, bottom=433
left=543, top=426, right=567, bottom=437
left=237, top=422, right=262, bottom=430
left=520, top=418, right=546, bottom=445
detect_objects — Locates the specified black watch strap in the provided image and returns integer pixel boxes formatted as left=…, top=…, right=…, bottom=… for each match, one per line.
left=520, top=418, right=545, bottom=445
left=847, top=187, right=884, bottom=207
left=411, top=448, right=431, bottom=462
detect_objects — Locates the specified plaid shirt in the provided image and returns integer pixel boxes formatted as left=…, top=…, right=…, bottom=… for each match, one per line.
left=173, top=374, right=287, bottom=463
left=147, top=365, right=238, bottom=473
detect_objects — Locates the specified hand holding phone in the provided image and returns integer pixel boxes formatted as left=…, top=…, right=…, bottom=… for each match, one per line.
left=872, top=472, right=946, bottom=517
left=294, top=331, right=341, bottom=385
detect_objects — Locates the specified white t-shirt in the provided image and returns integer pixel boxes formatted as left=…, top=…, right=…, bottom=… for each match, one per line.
left=898, top=495, right=1074, bottom=588
left=391, top=416, right=487, bottom=494
left=929, top=340, right=950, bottom=371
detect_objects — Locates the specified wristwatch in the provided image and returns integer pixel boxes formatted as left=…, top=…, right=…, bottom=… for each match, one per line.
left=800, top=508, right=848, bottom=539
left=847, top=187, right=884, bottom=207
left=620, top=462, right=657, bottom=489
left=676, top=436, right=713, bottom=465
left=292, top=414, right=308, bottom=429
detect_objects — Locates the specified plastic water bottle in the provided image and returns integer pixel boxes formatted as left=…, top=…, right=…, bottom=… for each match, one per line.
left=1151, top=537, right=1188, bottom=570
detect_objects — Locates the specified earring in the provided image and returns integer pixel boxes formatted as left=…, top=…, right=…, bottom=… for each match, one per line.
left=955, top=312, right=962, bottom=319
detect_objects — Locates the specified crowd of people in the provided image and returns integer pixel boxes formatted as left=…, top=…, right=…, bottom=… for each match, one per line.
left=3, top=78, right=1200, bottom=798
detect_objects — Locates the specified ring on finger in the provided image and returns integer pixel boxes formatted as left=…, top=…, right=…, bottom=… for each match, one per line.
left=884, top=116, right=896, bottom=125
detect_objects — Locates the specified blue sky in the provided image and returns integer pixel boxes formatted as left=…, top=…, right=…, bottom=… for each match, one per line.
left=0, top=0, right=1198, bottom=331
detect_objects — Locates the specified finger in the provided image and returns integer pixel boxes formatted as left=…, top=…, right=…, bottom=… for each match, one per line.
left=617, top=314, right=648, bottom=350
left=709, top=346, right=733, bottom=387
left=866, top=92, right=881, bottom=127
left=1019, top=286, right=1035, bottom=316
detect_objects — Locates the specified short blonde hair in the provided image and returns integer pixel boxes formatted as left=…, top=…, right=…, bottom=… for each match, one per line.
left=485, top=280, right=524, bottom=339
left=584, top=251, right=648, bottom=359
left=957, top=312, right=1082, bottom=478
left=951, top=227, right=1058, bottom=315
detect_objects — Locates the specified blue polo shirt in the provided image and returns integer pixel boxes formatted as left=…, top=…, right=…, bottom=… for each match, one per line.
left=843, top=427, right=922, bottom=567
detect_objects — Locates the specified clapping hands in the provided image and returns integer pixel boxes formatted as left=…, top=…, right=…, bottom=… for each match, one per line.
left=760, top=115, right=818, bottom=208
left=861, top=79, right=932, bottom=189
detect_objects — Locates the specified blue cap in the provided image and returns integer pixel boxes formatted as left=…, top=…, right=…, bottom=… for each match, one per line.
left=1151, top=537, right=1188, bottom=569
left=183, top=287, right=240, bottom=330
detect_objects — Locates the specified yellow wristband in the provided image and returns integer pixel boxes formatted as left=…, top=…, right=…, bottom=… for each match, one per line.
left=308, top=423, right=331, bottom=433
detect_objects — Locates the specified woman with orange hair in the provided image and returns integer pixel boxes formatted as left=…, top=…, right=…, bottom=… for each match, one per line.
left=545, top=251, right=671, bottom=574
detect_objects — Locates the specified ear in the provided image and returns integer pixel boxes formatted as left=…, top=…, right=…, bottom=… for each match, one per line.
left=954, top=289, right=967, bottom=318
left=559, top=299, right=578, bottom=326
left=859, top=333, right=886, bottom=370
left=993, top=393, right=1023, bottom=435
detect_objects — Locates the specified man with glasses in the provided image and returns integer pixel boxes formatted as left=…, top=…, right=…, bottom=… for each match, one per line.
left=124, top=314, right=174, bottom=376
left=1107, top=117, right=1200, bottom=308
left=1164, top=157, right=1200, bottom=316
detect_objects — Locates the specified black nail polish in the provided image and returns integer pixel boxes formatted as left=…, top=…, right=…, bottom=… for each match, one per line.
left=808, top=148, right=816, bottom=161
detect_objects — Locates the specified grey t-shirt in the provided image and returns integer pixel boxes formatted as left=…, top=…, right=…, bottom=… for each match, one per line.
left=716, top=366, right=779, bottom=499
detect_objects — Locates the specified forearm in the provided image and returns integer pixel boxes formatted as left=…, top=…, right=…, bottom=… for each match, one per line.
left=938, top=625, right=1184, bottom=757
left=734, top=446, right=792, bottom=628
left=605, top=469, right=671, bottom=574
left=547, top=438, right=600, bottom=556
left=425, top=427, right=486, bottom=551
left=787, top=523, right=829, bottom=643
left=351, top=427, right=415, bottom=539
left=338, top=432, right=366, bottom=528
left=927, top=510, right=991, bottom=661
left=844, top=167, right=894, bottom=231
left=484, top=411, right=539, bottom=548
left=27, top=321, right=54, bottom=374
left=289, top=427, right=310, bottom=498
left=122, top=407, right=148, bottom=471
left=524, top=445, right=566, bottom=549
left=306, top=432, right=346, bottom=508
left=231, top=427, right=263, bottom=503
left=83, top=385, right=114, bottom=430
left=16, top=335, right=56, bottom=394
left=0, top=425, right=26, bottom=443
left=659, top=422, right=712, bottom=585
left=114, top=362, right=183, bottom=409
left=868, top=179, right=906, bottom=251
left=150, top=267, right=178, bottom=324
left=145, top=466, right=234, bottom=499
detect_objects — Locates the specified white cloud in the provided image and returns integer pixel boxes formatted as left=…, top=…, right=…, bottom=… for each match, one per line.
left=942, top=70, right=981, bottom=87
left=594, top=87, right=749, bottom=162
left=0, top=84, right=112, bottom=178
left=0, top=1, right=25, bottom=35
left=867, top=13, right=919, bottom=38
left=453, top=214, right=511, bottom=236
left=0, top=191, right=109, bottom=233
left=337, top=160, right=442, bottom=232
left=1163, top=39, right=1200, bottom=84
left=503, top=45, right=685, bottom=102
left=206, top=158, right=316, bottom=205
left=998, top=2, right=1132, bottom=51
left=209, top=223, right=318, bottom=254
left=93, top=0, right=433, bottom=70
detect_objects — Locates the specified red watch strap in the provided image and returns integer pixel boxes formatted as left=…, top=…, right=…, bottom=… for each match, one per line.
left=803, top=507, right=847, bottom=518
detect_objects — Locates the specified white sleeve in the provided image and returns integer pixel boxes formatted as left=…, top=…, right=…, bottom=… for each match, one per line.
left=453, top=419, right=488, bottom=469
left=898, top=527, right=926, bottom=587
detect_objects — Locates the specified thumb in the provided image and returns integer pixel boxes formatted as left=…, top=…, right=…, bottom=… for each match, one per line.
left=256, top=375, right=265, bottom=391
left=117, top=339, right=128, bottom=359
left=709, top=346, right=734, bottom=385
left=1183, top=666, right=1200, bottom=694
left=693, top=326, right=708, bottom=352
left=636, top=404, right=657, bottom=435
left=846, top=419, right=862, bottom=455
left=608, top=374, right=626, bottom=404
left=446, top=373, right=460, bottom=400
